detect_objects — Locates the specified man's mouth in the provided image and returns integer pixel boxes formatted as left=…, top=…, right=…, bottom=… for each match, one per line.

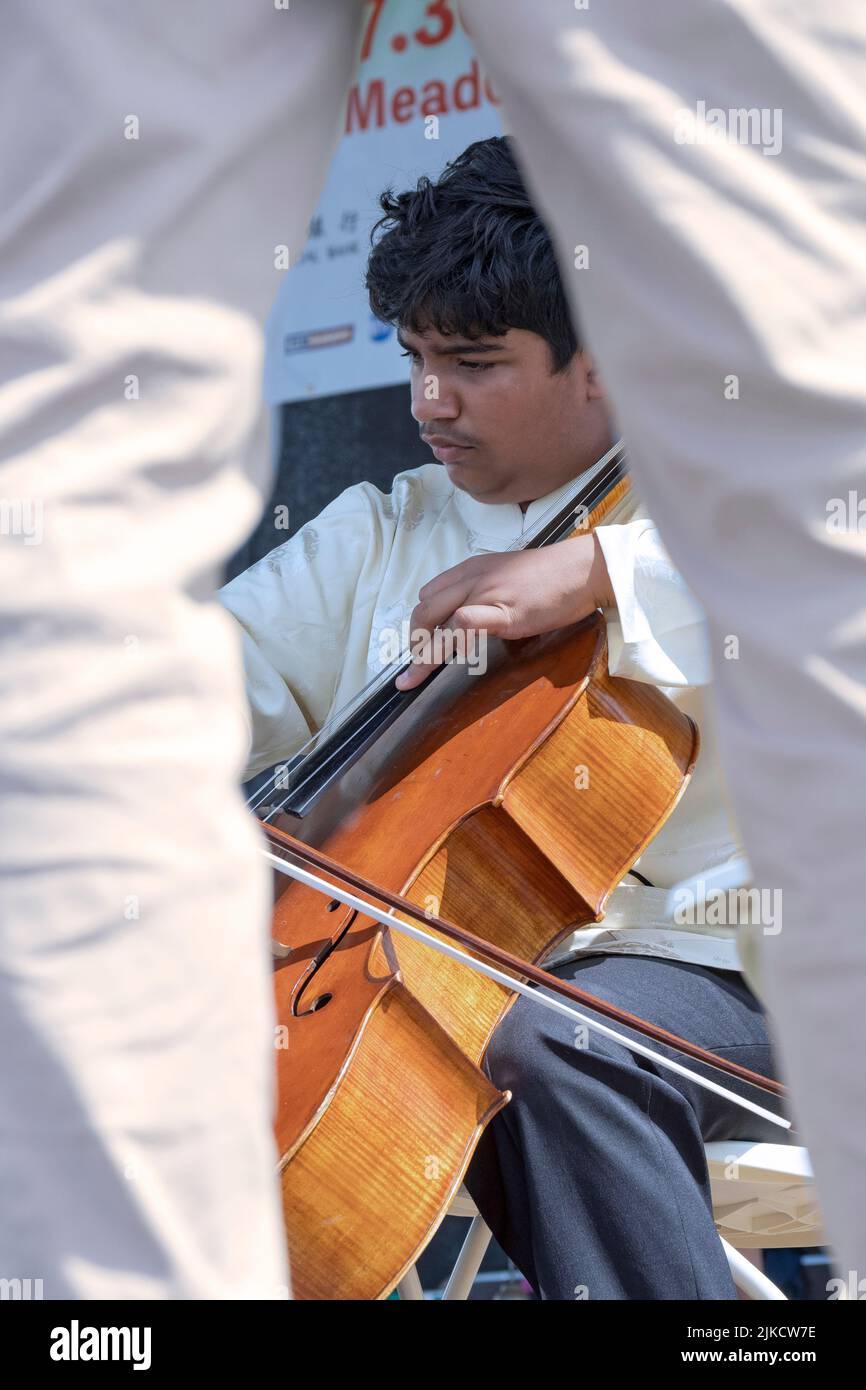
left=422, top=435, right=476, bottom=464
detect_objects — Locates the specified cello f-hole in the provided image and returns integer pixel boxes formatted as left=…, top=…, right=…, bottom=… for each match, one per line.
left=297, top=991, right=333, bottom=1016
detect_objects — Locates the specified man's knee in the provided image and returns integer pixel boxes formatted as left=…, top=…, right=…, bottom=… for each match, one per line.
left=483, top=996, right=543, bottom=1091
left=483, top=991, right=634, bottom=1103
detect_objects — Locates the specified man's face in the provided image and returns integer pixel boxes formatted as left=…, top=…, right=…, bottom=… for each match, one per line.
left=401, top=324, right=613, bottom=506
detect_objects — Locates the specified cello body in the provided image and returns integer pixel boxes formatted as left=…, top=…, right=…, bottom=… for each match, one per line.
left=267, top=609, right=698, bottom=1299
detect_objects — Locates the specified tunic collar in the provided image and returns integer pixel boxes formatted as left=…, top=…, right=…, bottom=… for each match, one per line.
left=451, top=473, right=586, bottom=549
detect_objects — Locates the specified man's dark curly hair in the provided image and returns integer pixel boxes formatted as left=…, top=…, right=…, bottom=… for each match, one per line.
left=365, top=135, right=580, bottom=372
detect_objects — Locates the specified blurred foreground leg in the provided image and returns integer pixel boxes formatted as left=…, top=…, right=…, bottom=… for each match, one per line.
left=467, top=0, right=866, bottom=1283
left=0, top=1, right=360, bottom=1297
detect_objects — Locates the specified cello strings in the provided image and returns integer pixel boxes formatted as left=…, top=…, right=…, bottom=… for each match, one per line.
left=263, top=847, right=790, bottom=1132
left=247, top=441, right=626, bottom=816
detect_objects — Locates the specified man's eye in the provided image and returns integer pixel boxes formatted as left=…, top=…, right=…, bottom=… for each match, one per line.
left=400, top=349, right=422, bottom=364
left=459, top=360, right=495, bottom=372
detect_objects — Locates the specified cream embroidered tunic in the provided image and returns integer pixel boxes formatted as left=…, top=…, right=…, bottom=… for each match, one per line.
left=220, top=462, right=743, bottom=971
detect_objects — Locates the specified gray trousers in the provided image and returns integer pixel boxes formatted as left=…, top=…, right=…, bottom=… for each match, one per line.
left=464, top=952, right=786, bottom=1300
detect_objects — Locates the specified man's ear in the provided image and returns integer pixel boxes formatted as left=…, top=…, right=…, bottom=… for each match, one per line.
left=581, top=351, right=605, bottom=401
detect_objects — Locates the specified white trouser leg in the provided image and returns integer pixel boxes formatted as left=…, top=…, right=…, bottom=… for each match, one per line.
left=0, top=1, right=361, bottom=1298
left=467, top=0, right=866, bottom=1284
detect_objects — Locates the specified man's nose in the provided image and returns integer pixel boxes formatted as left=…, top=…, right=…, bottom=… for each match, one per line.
left=410, top=372, right=460, bottom=424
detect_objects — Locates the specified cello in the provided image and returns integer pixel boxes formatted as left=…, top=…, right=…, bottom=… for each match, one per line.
left=251, top=445, right=784, bottom=1298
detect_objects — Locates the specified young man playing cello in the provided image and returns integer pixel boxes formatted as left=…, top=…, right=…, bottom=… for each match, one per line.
left=220, top=137, right=786, bottom=1299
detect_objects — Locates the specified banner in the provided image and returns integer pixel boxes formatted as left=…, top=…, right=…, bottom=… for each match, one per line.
left=264, top=0, right=502, bottom=405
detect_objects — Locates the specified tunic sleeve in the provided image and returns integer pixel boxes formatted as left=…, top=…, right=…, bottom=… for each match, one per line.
left=594, top=518, right=712, bottom=688
left=219, top=486, right=383, bottom=778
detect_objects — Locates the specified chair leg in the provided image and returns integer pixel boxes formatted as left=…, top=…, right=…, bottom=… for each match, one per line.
left=441, top=1213, right=493, bottom=1301
left=396, top=1266, right=425, bottom=1300
left=720, top=1237, right=787, bottom=1300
